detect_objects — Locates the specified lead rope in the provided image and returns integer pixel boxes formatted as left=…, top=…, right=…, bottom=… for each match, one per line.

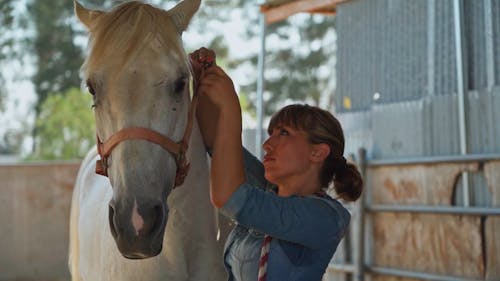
left=257, top=190, right=328, bottom=281
left=257, top=234, right=272, bottom=281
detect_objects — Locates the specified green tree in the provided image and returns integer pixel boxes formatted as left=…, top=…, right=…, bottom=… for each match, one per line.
left=0, top=0, right=15, bottom=58
left=0, top=128, right=27, bottom=155
left=186, top=0, right=337, bottom=116
left=26, top=0, right=85, bottom=152
left=241, top=15, right=337, bottom=116
left=27, top=0, right=84, bottom=113
left=29, top=88, right=95, bottom=160
left=0, top=0, right=32, bottom=155
left=0, top=0, right=16, bottom=112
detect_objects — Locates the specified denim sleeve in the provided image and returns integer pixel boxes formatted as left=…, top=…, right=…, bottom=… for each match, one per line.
left=241, top=147, right=267, bottom=189
left=220, top=183, right=351, bottom=249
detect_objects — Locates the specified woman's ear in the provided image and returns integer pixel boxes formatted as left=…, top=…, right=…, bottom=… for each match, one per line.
left=310, top=143, right=330, bottom=162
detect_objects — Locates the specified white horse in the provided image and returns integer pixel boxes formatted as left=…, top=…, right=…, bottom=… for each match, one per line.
left=69, top=1, right=227, bottom=280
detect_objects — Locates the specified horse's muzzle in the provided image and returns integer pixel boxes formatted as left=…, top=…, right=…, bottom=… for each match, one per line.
left=108, top=199, right=168, bottom=259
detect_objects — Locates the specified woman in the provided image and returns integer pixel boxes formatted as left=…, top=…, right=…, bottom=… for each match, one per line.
left=190, top=48, right=363, bottom=281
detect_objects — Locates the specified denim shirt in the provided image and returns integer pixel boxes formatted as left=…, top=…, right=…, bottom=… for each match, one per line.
left=219, top=148, right=351, bottom=281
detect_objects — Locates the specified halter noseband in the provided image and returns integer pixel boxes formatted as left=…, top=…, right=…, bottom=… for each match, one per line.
left=95, top=85, right=199, bottom=188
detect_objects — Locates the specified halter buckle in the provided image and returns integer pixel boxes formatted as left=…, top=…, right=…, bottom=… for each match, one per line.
left=95, top=158, right=107, bottom=176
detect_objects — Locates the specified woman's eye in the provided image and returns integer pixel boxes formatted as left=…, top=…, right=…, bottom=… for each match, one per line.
left=279, top=128, right=289, bottom=136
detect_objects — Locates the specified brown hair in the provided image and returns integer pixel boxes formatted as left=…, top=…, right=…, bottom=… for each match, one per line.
left=268, top=104, right=363, bottom=202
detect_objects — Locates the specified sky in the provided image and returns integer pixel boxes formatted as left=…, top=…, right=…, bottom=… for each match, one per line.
left=0, top=2, right=36, bottom=151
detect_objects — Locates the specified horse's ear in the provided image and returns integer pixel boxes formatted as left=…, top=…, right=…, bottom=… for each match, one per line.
left=74, top=0, right=104, bottom=30
left=167, top=0, right=201, bottom=33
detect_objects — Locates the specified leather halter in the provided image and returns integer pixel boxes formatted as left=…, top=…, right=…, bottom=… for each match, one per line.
left=95, top=85, right=199, bottom=188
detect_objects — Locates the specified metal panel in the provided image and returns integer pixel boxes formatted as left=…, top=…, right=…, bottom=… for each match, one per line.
left=336, top=0, right=376, bottom=112
left=338, top=110, right=373, bottom=159
left=335, top=0, right=496, bottom=108
left=493, top=1, right=500, bottom=85
left=427, top=94, right=460, bottom=156
left=348, top=88, right=500, bottom=159
left=492, top=87, right=500, bottom=149
left=468, top=90, right=496, bottom=154
left=337, top=0, right=439, bottom=112
left=371, top=100, right=426, bottom=159
left=464, top=0, right=487, bottom=90
left=433, top=0, right=458, bottom=97
left=336, top=91, right=500, bottom=157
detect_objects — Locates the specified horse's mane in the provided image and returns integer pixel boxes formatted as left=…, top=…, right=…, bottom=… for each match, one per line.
left=83, top=1, right=186, bottom=77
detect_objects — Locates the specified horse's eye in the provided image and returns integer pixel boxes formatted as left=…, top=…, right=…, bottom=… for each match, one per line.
left=174, top=77, right=186, bottom=93
left=86, top=80, right=96, bottom=96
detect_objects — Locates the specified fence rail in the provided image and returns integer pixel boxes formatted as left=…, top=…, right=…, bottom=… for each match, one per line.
left=326, top=148, right=500, bottom=281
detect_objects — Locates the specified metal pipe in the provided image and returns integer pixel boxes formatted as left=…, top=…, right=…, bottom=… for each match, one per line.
left=426, top=0, right=436, bottom=97
left=327, top=263, right=355, bottom=273
left=255, top=13, right=266, bottom=160
left=353, top=149, right=366, bottom=281
left=368, top=266, right=484, bottom=281
left=484, top=0, right=495, bottom=91
left=329, top=263, right=486, bottom=281
left=367, top=152, right=500, bottom=166
left=452, top=0, right=469, bottom=155
left=453, top=0, right=471, bottom=206
left=368, top=205, right=500, bottom=216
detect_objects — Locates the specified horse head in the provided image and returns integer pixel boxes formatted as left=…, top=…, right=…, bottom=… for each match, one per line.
left=75, top=0, right=200, bottom=259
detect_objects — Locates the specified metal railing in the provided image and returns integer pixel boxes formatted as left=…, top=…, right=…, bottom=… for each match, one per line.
left=327, top=148, right=500, bottom=281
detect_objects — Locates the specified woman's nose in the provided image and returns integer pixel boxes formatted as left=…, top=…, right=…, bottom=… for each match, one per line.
left=262, top=136, right=275, bottom=152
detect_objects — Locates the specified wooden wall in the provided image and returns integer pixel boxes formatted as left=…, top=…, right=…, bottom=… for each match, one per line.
left=367, top=160, right=500, bottom=281
left=0, top=162, right=80, bottom=281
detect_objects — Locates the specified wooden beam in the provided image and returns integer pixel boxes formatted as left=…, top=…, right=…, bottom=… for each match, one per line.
left=260, top=0, right=349, bottom=24
left=308, top=8, right=337, bottom=16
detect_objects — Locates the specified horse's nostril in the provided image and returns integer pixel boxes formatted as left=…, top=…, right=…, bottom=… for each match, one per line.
left=130, top=202, right=166, bottom=237
left=151, top=204, right=163, bottom=235
left=138, top=203, right=163, bottom=237
left=108, top=205, right=118, bottom=239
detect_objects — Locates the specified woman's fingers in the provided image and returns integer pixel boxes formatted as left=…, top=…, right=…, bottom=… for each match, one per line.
left=197, top=47, right=216, bottom=62
left=189, top=47, right=217, bottom=80
left=192, top=47, right=216, bottom=69
left=189, top=49, right=218, bottom=96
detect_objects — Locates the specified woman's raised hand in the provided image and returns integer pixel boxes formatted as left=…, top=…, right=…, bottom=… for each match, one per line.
left=189, top=47, right=240, bottom=113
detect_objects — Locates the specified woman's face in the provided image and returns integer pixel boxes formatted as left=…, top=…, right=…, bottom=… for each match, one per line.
left=262, top=124, right=314, bottom=186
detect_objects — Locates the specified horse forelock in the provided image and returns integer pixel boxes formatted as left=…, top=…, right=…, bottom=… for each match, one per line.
left=82, top=1, right=188, bottom=78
